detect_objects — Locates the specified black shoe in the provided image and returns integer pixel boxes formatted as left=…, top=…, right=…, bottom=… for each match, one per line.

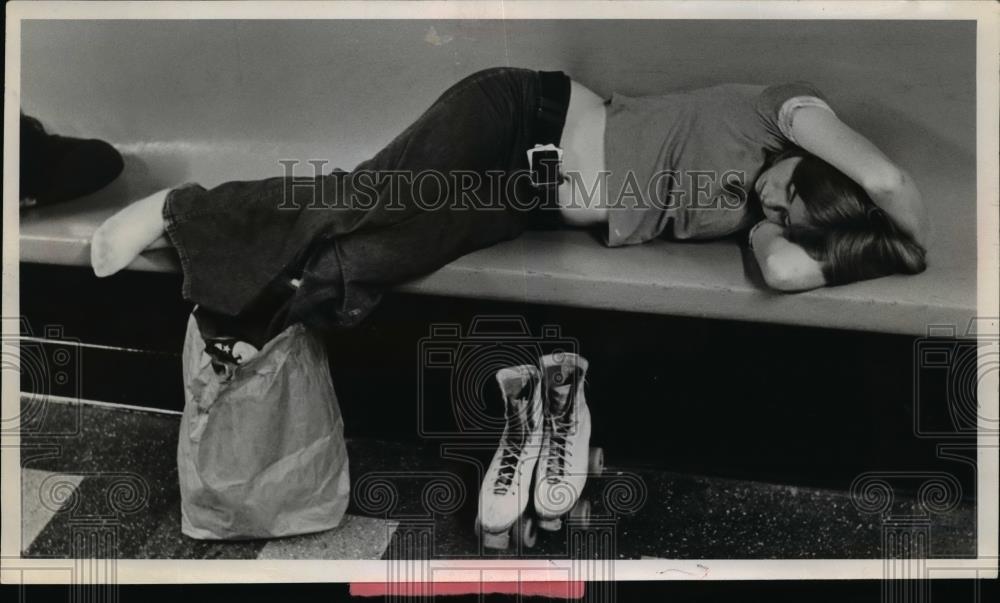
left=20, top=113, right=125, bottom=208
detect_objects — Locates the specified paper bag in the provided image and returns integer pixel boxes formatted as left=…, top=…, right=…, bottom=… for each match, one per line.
left=178, top=313, right=350, bottom=539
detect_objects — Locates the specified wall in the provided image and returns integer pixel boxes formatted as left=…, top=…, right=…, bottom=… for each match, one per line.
left=21, top=20, right=974, bottom=157
left=20, top=19, right=977, bottom=282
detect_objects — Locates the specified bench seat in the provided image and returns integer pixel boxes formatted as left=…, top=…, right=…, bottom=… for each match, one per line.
left=19, top=142, right=975, bottom=337
left=17, top=19, right=984, bottom=338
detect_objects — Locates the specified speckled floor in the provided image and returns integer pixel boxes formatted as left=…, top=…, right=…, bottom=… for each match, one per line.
left=19, top=397, right=976, bottom=560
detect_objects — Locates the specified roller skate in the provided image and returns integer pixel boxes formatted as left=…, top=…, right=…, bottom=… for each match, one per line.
left=476, top=365, right=544, bottom=550
left=533, top=353, right=604, bottom=531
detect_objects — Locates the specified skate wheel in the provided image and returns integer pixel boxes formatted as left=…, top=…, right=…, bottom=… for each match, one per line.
left=537, top=516, right=562, bottom=532
left=589, top=447, right=605, bottom=476
left=569, top=498, right=591, bottom=528
left=510, top=515, right=537, bottom=549
left=483, top=529, right=511, bottom=550
left=477, top=514, right=511, bottom=550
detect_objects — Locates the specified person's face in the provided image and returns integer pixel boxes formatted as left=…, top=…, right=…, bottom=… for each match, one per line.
left=755, top=157, right=810, bottom=228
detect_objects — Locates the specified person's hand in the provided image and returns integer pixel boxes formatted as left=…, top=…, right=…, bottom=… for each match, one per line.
left=748, top=219, right=784, bottom=250
left=749, top=220, right=826, bottom=292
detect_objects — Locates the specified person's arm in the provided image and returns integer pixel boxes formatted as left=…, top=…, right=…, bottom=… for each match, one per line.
left=749, top=220, right=827, bottom=292
left=789, top=106, right=928, bottom=246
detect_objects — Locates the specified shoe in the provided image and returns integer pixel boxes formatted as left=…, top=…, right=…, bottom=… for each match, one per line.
left=534, top=352, right=592, bottom=531
left=20, top=113, right=124, bottom=208
left=476, top=364, right=544, bottom=549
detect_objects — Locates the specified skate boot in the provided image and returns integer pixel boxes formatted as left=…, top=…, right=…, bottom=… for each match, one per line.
left=476, top=365, right=544, bottom=549
left=534, top=353, right=604, bottom=531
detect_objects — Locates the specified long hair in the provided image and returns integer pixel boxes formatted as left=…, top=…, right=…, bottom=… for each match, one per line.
left=763, top=149, right=927, bottom=286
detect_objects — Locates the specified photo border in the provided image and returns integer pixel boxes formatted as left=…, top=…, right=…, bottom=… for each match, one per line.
left=2, top=0, right=997, bottom=585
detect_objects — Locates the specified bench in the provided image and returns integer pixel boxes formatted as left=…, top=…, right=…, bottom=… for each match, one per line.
left=19, top=138, right=975, bottom=337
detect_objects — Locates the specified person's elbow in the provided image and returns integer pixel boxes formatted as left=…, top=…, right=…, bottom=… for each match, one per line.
left=761, top=255, right=824, bottom=292
left=761, top=256, right=799, bottom=291
left=864, top=168, right=929, bottom=246
left=861, top=164, right=905, bottom=199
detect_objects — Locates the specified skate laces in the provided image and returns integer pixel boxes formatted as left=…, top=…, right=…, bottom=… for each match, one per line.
left=544, top=413, right=575, bottom=482
left=543, top=369, right=584, bottom=483
left=493, top=404, right=528, bottom=494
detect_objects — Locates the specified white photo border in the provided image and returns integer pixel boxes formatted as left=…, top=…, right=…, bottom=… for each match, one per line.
left=2, top=0, right=997, bottom=584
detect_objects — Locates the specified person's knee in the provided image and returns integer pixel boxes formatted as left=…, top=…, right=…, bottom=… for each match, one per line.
left=470, top=66, right=517, bottom=79
left=462, top=66, right=531, bottom=89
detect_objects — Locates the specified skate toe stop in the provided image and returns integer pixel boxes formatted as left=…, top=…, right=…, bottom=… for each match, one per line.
left=537, top=517, right=562, bottom=532
left=482, top=530, right=511, bottom=550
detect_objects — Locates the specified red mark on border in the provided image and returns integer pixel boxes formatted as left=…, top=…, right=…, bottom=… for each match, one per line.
left=350, top=581, right=584, bottom=598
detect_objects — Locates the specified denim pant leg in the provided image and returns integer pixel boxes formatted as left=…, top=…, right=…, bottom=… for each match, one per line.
left=164, top=67, right=562, bottom=342
left=284, top=68, right=552, bottom=332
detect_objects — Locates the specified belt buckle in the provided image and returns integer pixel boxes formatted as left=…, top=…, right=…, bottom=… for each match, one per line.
left=527, top=143, right=564, bottom=188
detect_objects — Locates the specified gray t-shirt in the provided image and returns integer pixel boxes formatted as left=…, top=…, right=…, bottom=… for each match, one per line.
left=602, top=81, right=834, bottom=245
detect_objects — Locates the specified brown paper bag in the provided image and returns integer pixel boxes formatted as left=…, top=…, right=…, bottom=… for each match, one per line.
left=178, top=313, right=350, bottom=539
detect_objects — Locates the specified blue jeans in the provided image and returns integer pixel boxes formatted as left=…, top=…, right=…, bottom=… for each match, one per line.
left=163, top=67, right=571, bottom=346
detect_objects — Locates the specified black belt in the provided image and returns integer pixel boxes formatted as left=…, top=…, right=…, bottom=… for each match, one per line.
left=535, top=70, right=571, bottom=145
left=529, top=71, right=571, bottom=188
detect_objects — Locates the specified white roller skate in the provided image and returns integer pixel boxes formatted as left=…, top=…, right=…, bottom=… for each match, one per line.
left=533, top=353, right=604, bottom=531
left=476, top=365, right=544, bottom=549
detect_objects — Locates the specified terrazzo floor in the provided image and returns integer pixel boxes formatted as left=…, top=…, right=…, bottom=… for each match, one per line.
left=19, top=396, right=977, bottom=560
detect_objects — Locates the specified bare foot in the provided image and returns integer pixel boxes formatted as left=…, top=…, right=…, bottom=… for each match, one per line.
left=90, top=188, right=171, bottom=277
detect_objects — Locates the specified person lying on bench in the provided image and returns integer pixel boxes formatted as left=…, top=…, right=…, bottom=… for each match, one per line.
left=89, top=67, right=928, bottom=344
